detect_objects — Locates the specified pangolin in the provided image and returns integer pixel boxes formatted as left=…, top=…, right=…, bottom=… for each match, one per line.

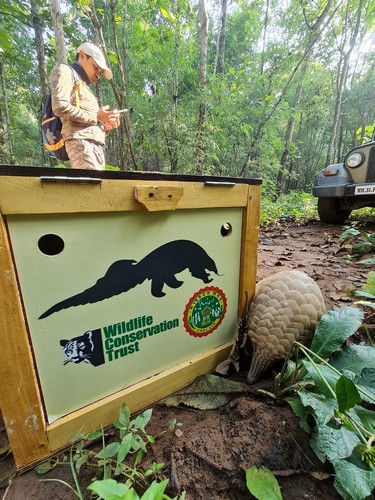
left=246, top=270, right=326, bottom=384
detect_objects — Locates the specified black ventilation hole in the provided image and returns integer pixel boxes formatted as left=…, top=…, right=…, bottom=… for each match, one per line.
left=221, top=223, right=232, bottom=237
left=38, top=234, right=65, bottom=256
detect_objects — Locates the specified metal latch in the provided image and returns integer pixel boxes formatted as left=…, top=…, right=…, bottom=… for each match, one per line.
left=40, top=176, right=102, bottom=184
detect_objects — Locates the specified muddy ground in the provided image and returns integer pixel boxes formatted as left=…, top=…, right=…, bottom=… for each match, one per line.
left=1, top=219, right=374, bottom=499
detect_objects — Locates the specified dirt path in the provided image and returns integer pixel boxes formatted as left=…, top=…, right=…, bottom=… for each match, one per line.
left=1, top=220, right=374, bottom=500
left=257, top=220, right=373, bottom=312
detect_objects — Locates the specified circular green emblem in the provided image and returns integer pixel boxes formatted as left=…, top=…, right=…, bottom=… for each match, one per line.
left=183, top=287, right=227, bottom=337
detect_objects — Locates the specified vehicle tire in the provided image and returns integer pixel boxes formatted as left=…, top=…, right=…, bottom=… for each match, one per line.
left=317, top=198, right=352, bottom=224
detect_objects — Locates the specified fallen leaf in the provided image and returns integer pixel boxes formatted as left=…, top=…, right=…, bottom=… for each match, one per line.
left=160, top=374, right=251, bottom=410
left=272, top=470, right=332, bottom=480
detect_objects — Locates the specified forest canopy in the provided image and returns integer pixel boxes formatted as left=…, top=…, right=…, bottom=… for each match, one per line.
left=0, top=0, right=374, bottom=197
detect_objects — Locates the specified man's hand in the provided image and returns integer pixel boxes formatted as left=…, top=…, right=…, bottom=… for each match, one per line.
left=103, top=115, right=120, bottom=132
left=98, top=105, right=120, bottom=131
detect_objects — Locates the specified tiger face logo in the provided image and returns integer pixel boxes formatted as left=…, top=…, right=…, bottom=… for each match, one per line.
left=60, top=329, right=104, bottom=367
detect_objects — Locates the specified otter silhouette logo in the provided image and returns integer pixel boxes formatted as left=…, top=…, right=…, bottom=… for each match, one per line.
left=39, top=240, right=220, bottom=319
left=60, top=330, right=105, bottom=367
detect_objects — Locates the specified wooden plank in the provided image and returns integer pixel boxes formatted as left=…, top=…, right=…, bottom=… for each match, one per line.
left=238, top=185, right=261, bottom=317
left=47, top=342, right=232, bottom=452
left=0, top=213, right=50, bottom=468
left=0, top=177, right=250, bottom=215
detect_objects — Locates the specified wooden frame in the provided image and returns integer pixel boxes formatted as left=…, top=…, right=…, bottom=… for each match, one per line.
left=0, top=166, right=261, bottom=470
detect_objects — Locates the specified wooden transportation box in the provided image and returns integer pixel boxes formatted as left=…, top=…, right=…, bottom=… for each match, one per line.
left=0, top=166, right=261, bottom=469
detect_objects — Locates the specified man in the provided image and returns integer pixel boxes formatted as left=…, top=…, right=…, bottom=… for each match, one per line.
left=50, top=42, right=119, bottom=170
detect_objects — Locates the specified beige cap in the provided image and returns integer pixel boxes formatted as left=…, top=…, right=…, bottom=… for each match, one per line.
left=77, top=42, right=113, bottom=79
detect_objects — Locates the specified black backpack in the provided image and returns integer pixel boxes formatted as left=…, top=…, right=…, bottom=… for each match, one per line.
left=42, top=93, right=69, bottom=161
left=42, top=66, right=79, bottom=162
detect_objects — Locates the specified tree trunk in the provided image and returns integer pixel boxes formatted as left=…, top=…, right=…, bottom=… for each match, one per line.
left=109, top=0, right=130, bottom=170
left=0, top=60, right=15, bottom=164
left=0, top=109, right=6, bottom=163
left=30, top=0, right=49, bottom=101
left=326, top=0, right=364, bottom=165
left=240, top=0, right=336, bottom=177
left=276, top=63, right=307, bottom=195
left=214, top=0, right=227, bottom=75
left=196, top=0, right=209, bottom=172
left=89, top=0, right=138, bottom=170
left=167, top=0, right=180, bottom=172
left=29, top=0, right=50, bottom=163
left=260, top=0, right=270, bottom=75
left=50, top=0, right=66, bottom=63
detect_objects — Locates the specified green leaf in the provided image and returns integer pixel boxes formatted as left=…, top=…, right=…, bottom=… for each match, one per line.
left=362, top=271, right=375, bottom=294
left=107, top=50, right=119, bottom=65
left=331, top=344, right=375, bottom=376
left=332, top=456, right=375, bottom=500
left=310, top=307, right=364, bottom=359
left=131, top=434, right=147, bottom=453
left=140, top=479, right=169, bottom=500
left=75, top=452, right=89, bottom=474
left=86, top=430, right=103, bottom=440
left=144, top=462, right=164, bottom=477
left=160, top=7, right=176, bottom=22
left=301, top=360, right=339, bottom=398
left=355, top=367, right=375, bottom=403
left=354, top=407, right=375, bottom=434
left=352, top=290, right=375, bottom=299
left=88, top=478, right=138, bottom=500
left=297, top=390, right=359, bottom=463
left=0, top=28, right=15, bottom=55
left=132, top=409, right=152, bottom=430
left=352, top=242, right=374, bottom=255
left=358, top=257, right=375, bottom=265
left=119, top=403, right=131, bottom=428
left=95, top=442, right=120, bottom=459
left=117, top=433, right=133, bottom=464
left=34, top=458, right=57, bottom=475
left=335, top=376, right=361, bottom=412
left=285, top=396, right=310, bottom=433
left=134, top=449, right=144, bottom=467
left=245, top=466, right=282, bottom=500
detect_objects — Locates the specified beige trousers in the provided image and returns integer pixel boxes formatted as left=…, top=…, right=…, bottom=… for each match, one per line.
left=65, top=139, right=105, bottom=170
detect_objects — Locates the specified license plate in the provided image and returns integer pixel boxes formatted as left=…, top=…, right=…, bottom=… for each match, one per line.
left=354, top=184, right=375, bottom=195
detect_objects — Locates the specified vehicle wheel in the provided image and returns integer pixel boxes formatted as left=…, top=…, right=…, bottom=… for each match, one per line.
left=317, top=198, right=352, bottom=224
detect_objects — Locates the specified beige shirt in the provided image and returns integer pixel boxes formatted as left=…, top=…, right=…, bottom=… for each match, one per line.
left=50, top=63, right=105, bottom=145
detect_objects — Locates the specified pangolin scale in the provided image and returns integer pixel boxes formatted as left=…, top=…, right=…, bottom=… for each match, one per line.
left=247, top=270, right=326, bottom=384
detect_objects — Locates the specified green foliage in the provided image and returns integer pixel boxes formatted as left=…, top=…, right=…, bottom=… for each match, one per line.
left=260, top=191, right=317, bottom=226
left=88, top=478, right=181, bottom=500
left=1, top=0, right=374, bottom=181
left=309, top=306, right=364, bottom=359
left=351, top=271, right=375, bottom=318
left=245, top=466, right=282, bottom=500
left=339, top=223, right=375, bottom=258
left=356, top=124, right=375, bottom=143
left=36, top=404, right=185, bottom=499
left=274, top=306, right=375, bottom=499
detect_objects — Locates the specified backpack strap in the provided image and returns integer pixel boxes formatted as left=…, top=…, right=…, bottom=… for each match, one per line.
left=64, top=64, right=84, bottom=110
